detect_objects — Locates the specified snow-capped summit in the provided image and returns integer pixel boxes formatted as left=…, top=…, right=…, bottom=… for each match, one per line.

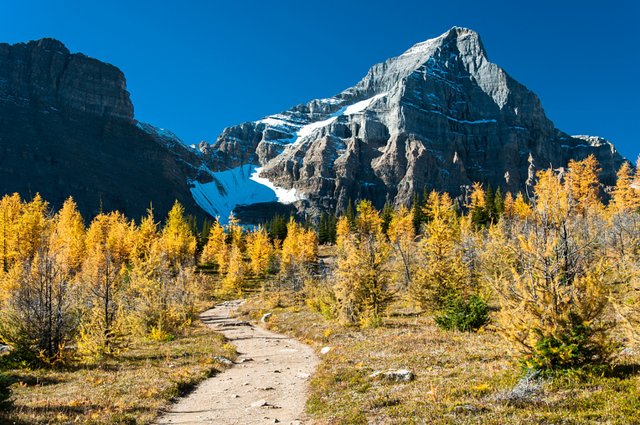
left=190, top=27, right=625, bottom=221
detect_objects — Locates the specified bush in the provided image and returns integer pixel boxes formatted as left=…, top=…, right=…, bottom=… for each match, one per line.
left=434, top=294, right=489, bottom=332
left=523, top=312, right=612, bottom=372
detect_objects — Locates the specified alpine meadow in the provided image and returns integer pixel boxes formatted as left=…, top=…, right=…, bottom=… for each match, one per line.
left=0, top=3, right=639, bottom=424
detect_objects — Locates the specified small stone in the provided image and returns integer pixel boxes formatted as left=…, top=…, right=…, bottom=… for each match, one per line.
left=296, top=372, right=310, bottom=379
left=251, top=399, right=269, bottom=408
left=273, top=370, right=281, bottom=373
left=620, top=347, right=636, bottom=356
left=258, top=386, right=275, bottom=391
left=369, top=369, right=414, bottom=382
left=320, top=346, right=332, bottom=355
left=453, top=404, right=484, bottom=414
left=231, top=394, right=239, bottom=399
left=212, top=356, right=233, bottom=366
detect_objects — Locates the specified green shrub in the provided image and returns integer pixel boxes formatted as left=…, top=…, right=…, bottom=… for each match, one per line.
left=523, top=312, right=612, bottom=372
left=434, top=294, right=489, bottom=332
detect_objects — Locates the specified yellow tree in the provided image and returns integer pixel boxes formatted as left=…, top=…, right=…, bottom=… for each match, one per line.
left=130, top=208, right=157, bottom=263
left=160, top=201, right=197, bottom=272
left=411, top=193, right=467, bottom=311
left=533, top=168, right=569, bottom=224
left=52, top=197, right=85, bottom=274
left=565, top=155, right=602, bottom=215
left=200, top=220, right=229, bottom=272
left=0, top=193, right=23, bottom=272
left=334, top=200, right=393, bottom=327
left=610, top=161, right=640, bottom=213
left=281, top=218, right=318, bottom=291
left=227, top=213, right=244, bottom=251
left=487, top=166, right=615, bottom=370
left=606, top=161, right=640, bottom=343
left=424, top=190, right=452, bottom=222
left=78, top=212, right=131, bottom=358
left=14, top=194, right=48, bottom=263
left=0, top=196, right=86, bottom=362
left=469, top=182, right=489, bottom=226
left=246, top=226, right=274, bottom=277
left=511, top=193, right=533, bottom=220
left=221, top=243, right=246, bottom=295
left=503, top=192, right=515, bottom=218
left=387, top=205, right=416, bottom=289
left=126, top=209, right=169, bottom=336
left=155, top=201, right=199, bottom=331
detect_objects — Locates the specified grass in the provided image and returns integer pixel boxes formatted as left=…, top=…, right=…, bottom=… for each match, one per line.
left=0, top=323, right=236, bottom=424
left=239, top=295, right=640, bottom=424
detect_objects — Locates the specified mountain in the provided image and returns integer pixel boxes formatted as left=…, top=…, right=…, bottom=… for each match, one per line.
left=193, top=27, right=625, bottom=221
left=0, top=30, right=627, bottom=224
left=0, top=38, right=207, bottom=221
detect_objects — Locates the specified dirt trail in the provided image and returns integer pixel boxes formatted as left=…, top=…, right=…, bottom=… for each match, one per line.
left=156, top=301, right=319, bottom=425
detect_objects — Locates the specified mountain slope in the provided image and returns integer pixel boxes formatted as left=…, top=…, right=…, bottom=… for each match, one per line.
left=0, top=38, right=206, bottom=220
left=196, top=27, right=624, bottom=220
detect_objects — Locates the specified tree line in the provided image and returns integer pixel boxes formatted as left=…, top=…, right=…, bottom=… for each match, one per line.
left=1, top=154, right=639, bottom=375
left=0, top=199, right=206, bottom=364
left=305, top=156, right=640, bottom=372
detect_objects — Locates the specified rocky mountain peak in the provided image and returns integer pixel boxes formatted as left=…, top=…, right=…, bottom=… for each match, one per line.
left=0, top=38, right=133, bottom=120
left=403, top=26, right=486, bottom=60
left=31, top=37, right=71, bottom=55
left=350, top=26, right=510, bottom=111
left=192, top=27, right=626, bottom=222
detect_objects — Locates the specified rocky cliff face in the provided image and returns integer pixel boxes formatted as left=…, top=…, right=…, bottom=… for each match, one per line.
left=0, top=38, right=206, bottom=221
left=0, top=38, right=133, bottom=120
left=196, top=27, right=625, bottom=220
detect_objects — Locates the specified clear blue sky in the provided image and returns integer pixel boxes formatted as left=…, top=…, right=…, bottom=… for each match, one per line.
left=1, top=0, right=638, bottom=160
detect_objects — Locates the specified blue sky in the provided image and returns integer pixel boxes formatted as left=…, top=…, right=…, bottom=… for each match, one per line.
left=1, top=0, right=638, bottom=160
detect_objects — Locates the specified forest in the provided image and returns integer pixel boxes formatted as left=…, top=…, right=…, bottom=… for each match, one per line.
left=1, top=154, right=639, bottom=423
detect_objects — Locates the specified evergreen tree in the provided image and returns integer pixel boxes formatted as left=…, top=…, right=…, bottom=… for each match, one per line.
left=328, top=213, right=338, bottom=244
left=494, top=186, right=505, bottom=217
left=266, top=214, right=288, bottom=241
left=345, top=199, right=356, bottom=227
left=411, top=193, right=424, bottom=234
left=469, top=182, right=489, bottom=227
left=318, top=213, right=330, bottom=245
left=485, top=185, right=496, bottom=223
left=381, top=203, right=394, bottom=235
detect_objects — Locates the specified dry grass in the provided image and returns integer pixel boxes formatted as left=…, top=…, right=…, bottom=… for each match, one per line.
left=0, top=323, right=236, bottom=424
left=239, top=295, right=640, bottom=425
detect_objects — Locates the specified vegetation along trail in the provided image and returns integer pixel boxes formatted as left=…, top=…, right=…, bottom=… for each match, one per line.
left=157, top=300, right=319, bottom=425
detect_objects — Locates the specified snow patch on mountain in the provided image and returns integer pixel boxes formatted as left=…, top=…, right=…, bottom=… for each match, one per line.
left=572, top=135, right=617, bottom=154
left=250, top=167, right=303, bottom=204
left=189, top=164, right=303, bottom=223
left=258, top=93, right=389, bottom=148
left=343, top=93, right=387, bottom=115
